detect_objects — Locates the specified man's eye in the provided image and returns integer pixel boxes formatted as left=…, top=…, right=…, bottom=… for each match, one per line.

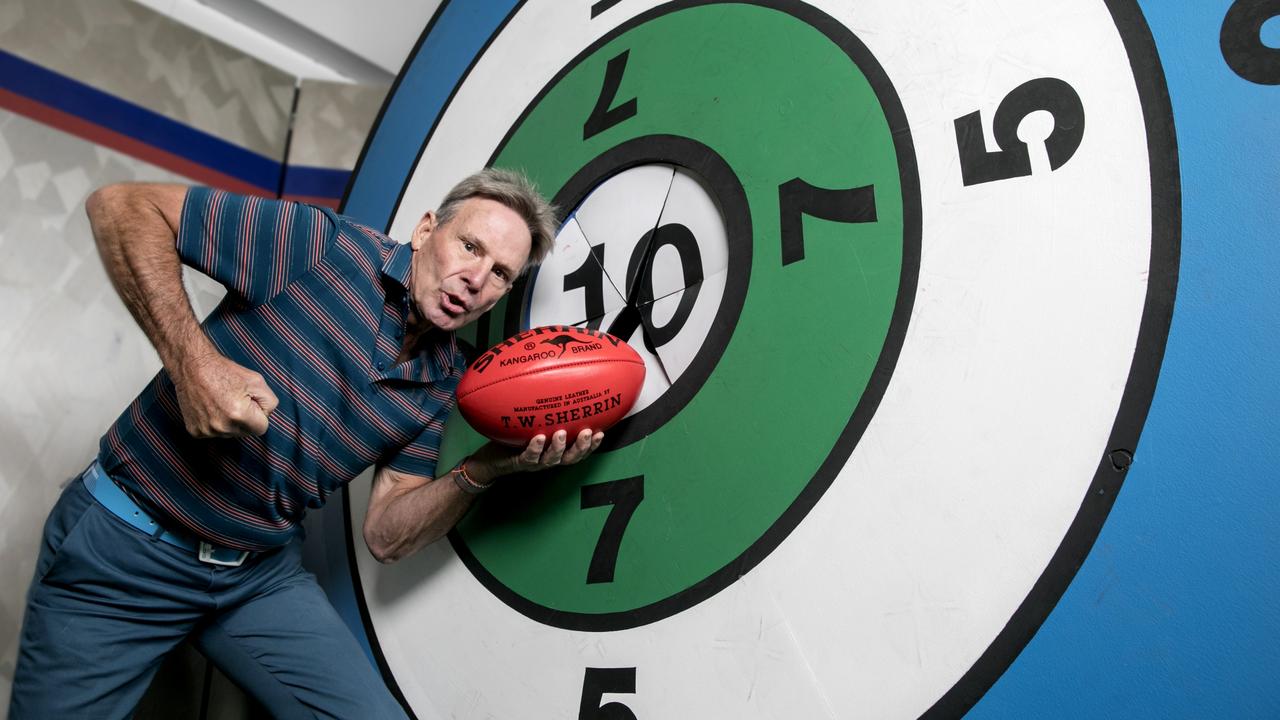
left=493, top=268, right=509, bottom=282
left=462, top=240, right=477, bottom=253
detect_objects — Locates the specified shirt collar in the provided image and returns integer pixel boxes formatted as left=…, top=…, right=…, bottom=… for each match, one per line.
left=380, top=239, right=413, bottom=291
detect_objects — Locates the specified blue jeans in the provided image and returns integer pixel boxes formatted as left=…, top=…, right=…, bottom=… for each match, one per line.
left=9, top=473, right=407, bottom=719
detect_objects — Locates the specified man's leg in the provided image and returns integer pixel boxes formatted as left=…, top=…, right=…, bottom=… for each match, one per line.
left=193, top=543, right=408, bottom=720
left=9, top=478, right=206, bottom=719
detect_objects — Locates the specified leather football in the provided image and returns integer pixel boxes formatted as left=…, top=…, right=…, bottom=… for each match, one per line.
left=457, top=325, right=646, bottom=446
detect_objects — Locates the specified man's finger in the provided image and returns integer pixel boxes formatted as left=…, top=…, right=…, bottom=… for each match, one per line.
left=245, top=372, right=279, bottom=414
left=521, top=434, right=547, bottom=464
left=241, top=403, right=271, bottom=436
left=541, top=430, right=568, bottom=465
left=256, top=386, right=280, bottom=415
left=562, top=429, right=595, bottom=464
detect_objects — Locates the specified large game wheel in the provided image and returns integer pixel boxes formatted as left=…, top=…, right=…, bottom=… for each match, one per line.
left=341, top=1, right=1178, bottom=717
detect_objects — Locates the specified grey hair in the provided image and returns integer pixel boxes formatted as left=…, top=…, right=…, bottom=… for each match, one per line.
left=435, top=168, right=558, bottom=272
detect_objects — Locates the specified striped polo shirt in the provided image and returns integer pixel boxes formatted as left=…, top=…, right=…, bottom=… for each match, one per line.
left=99, top=188, right=465, bottom=551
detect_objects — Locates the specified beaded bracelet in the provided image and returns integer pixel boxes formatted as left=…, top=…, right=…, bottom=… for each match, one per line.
left=452, top=459, right=493, bottom=494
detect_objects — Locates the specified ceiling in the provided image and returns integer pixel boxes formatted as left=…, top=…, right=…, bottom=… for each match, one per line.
left=131, top=0, right=444, bottom=84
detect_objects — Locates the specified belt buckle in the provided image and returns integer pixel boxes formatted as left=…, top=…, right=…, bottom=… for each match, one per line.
left=198, top=541, right=249, bottom=567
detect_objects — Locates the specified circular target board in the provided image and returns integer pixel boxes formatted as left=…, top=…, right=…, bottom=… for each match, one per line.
left=341, top=1, right=1178, bottom=718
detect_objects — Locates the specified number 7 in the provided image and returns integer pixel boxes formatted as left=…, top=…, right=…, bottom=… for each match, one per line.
left=580, top=476, right=645, bottom=584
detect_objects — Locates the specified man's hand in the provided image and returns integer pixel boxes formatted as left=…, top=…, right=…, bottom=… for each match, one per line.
left=172, top=352, right=278, bottom=438
left=467, top=429, right=605, bottom=484
left=362, top=429, right=604, bottom=563
left=510, top=428, right=604, bottom=471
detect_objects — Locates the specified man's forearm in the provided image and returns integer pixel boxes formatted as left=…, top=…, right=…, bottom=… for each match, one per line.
left=364, top=451, right=523, bottom=563
left=364, top=466, right=480, bottom=563
left=363, top=435, right=599, bottom=563
left=87, top=184, right=213, bottom=372
left=89, top=184, right=277, bottom=438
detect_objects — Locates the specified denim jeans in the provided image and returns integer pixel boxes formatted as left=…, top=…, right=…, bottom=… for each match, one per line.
left=9, top=472, right=407, bottom=720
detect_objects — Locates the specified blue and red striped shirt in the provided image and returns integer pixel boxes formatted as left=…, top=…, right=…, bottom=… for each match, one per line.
left=99, top=188, right=464, bottom=551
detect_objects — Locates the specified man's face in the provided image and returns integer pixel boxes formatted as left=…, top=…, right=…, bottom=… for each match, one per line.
left=409, top=197, right=532, bottom=332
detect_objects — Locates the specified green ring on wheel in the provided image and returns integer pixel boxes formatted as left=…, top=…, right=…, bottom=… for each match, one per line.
left=440, top=0, right=921, bottom=630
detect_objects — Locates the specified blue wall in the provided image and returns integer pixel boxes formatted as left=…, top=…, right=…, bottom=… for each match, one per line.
left=970, top=2, right=1280, bottom=717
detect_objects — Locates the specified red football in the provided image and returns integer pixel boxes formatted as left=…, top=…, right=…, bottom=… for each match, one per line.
left=456, top=325, right=646, bottom=446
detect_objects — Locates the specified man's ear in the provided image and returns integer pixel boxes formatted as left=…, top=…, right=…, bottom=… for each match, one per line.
left=410, top=211, right=437, bottom=251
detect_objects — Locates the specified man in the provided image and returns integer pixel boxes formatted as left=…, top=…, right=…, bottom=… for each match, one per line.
left=9, top=169, right=601, bottom=718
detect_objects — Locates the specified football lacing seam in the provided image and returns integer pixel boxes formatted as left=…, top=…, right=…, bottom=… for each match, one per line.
left=457, top=358, right=646, bottom=400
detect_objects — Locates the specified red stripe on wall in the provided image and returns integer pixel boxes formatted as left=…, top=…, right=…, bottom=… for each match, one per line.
left=0, top=86, right=275, bottom=197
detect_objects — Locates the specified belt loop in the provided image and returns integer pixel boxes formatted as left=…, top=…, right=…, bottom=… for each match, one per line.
left=80, top=461, right=100, bottom=492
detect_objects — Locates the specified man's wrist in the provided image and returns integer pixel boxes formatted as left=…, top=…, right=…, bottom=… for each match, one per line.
left=466, top=446, right=518, bottom=484
left=453, top=458, right=495, bottom=494
left=162, top=326, right=217, bottom=378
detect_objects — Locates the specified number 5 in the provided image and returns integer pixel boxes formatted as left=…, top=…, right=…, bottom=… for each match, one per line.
left=953, top=77, right=1085, bottom=186
left=579, top=667, right=638, bottom=720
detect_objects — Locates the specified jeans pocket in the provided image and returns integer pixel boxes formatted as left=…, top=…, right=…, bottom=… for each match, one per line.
left=31, top=479, right=97, bottom=586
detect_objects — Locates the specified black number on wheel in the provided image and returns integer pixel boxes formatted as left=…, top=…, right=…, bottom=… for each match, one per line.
left=589, top=0, right=624, bottom=18
left=565, top=243, right=608, bottom=329
left=778, top=179, right=877, bottom=266
left=624, top=223, right=703, bottom=345
left=584, top=50, right=638, bottom=140
left=580, top=476, right=644, bottom=584
left=954, top=77, right=1086, bottom=186
left=564, top=223, right=704, bottom=351
left=1221, top=0, right=1280, bottom=85
left=578, top=667, right=638, bottom=720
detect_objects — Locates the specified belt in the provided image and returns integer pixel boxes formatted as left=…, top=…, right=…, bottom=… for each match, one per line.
left=81, top=461, right=251, bottom=567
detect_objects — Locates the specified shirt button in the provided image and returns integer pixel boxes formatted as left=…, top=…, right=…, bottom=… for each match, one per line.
left=376, top=361, right=386, bottom=371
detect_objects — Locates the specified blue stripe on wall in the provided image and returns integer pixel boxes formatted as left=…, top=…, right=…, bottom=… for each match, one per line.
left=340, top=0, right=522, bottom=228
left=0, top=48, right=283, bottom=192
left=284, top=166, right=351, bottom=198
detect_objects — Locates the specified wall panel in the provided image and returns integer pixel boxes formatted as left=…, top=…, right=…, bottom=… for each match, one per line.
left=0, top=1, right=385, bottom=715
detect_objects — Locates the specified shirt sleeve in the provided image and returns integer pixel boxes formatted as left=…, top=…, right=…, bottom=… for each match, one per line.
left=381, top=381, right=461, bottom=479
left=176, top=187, right=337, bottom=305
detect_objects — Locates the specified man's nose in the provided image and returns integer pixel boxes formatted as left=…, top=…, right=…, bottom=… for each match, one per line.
left=462, top=258, right=491, bottom=289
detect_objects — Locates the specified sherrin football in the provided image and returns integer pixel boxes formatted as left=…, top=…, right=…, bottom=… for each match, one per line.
left=456, top=325, right=646, bottom=446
